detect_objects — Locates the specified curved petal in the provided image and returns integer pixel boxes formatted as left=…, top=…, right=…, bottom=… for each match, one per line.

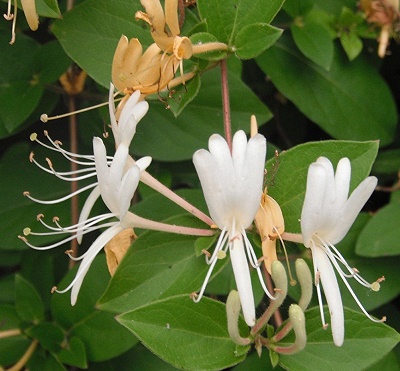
left=301, top=163, right=328, bottom=247
left=313, top=246, right=344, bottom=347
left=70, top=224, right=122, bottom=305
left=119, top=165, right=140, bottom=217
left=77, top=185, right=101, bottom=244
left=230, top=235, right=255, bottom=326
left=326, top=176, right=377, bottom=244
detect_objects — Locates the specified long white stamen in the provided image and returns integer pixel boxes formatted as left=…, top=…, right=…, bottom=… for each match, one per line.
left=311, top=241, right=327, bottom=328
left=241, top=228, right=275, bottom=300
left=206, top=227, right=228, bottom=264
left=30, top=153, right=97, bottom=180
left=24, top=182, right=98, bottom=204
left=193, top=252, right=220, bottom=303
left=334, top=258, right=386, bottom=323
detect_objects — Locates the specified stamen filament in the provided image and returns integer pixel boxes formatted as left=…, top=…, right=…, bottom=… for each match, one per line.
left=24, top=182, right=98, bottom=204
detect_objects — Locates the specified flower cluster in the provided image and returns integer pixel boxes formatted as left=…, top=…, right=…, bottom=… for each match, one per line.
left=20, top=84, right=213, bottom=305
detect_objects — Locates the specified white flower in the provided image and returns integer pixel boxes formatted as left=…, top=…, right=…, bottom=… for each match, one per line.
left=21, top=135, right=151, bottom=304
left=192, top=130, right=274, bottom=327
left=301, top=156, right=385, bottom=346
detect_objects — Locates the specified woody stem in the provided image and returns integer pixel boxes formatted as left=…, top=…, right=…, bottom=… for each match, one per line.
left=220, top=59, right=232, bottom=152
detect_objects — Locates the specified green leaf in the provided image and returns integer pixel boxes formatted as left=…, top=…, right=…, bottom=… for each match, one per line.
left=131, top=63, right=272, bottom=161
left=356, top=203, right=400, bottom=257
left=283, top=0, right=314, bottom=17
left=265, top=140, right=379, bottom=233
left=57, top=336, right=88, bottom=369
left=279, top=307, right=400, bottom=371
left=25, top=322, right=64, bottom=352
left=36, top=0, right=62, bottom=18
left=372, top=149, right=400, bottom=174
left=197, top=0, right=284, bottom=45
left=291, top=21, right=334, bottom=70
left=117, top=296, right=250, bottom=370
left=0, top=142, right=71, bottom=251
left=0, top=82, right=43, bottom=137
left=51, top=255, right=137, bottom=362
left=340, top=31, right=363, bottom=61
left=166, top=74, right=201, bottom=117
left=257, top=34, right=397, bottom=145
left=98, top=215, right=227, bottom=314
left=52, top=0, right=154, bottom=87
left=15, top=274, right=44, bottom=323
left=234, top=23, right=283, bottom=60
left=0, top=304, right=30, bottom=367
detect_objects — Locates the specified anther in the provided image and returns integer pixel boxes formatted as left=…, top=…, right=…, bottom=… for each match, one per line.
left=322, top=323, right=329, bottom=330
left=217, top=250, right=226, bottom=259
left=36, top=214, right=44, bottom=220
left=64, top=249, right=74, bottom=255
left=201, top=249, right=211, bottom=258
left=46, top=158, right=53, bottom=168
left=189, top=292, right=198, bottom=300
left=30, top=133, right=37, bottom=141
left=23, top=191, right=30, bottom=196
left=23, top=228, right=31, bottom=236
left=29, top=152, right=34, bottom=162
left=18, top=235, right=28, bottom=242
left=51, top=286, right=57, bottom=294
left=52, top=216, right=60, bottom=223
left=43, top=130, right=48, bottom=136
left=40, top=114, right=48, bottom=123
left=54, top=140, right=63, bottom=146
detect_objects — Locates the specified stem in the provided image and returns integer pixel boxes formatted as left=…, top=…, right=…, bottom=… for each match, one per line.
left=265, top=267, right=282, bottom=327
left=0, top=329, right=21, bottom=339
left=281, top=232, right=303, bottom=244
left=140, top=171, right=215, bottom=227
left=6, top=340, right=38, bottom=371
left=220, top=59, right=232, bottom=152
left=124, top=212, right=215, bottom=236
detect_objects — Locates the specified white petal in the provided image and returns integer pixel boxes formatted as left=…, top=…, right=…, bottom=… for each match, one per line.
left=326, top=176, right=377, bottom=244
left=77, top=185, right=101, bottom=244
left=119, top=164, right=140, bottom=217
left=238, top=133, right=266, bottom=228
left=230, top=235, right=255, bottom=326
left=193, top=147, right=233, bottom=228
left=109, top=83, right=119, bottom=144
left=135, top=156, right=152, bottom=172
left=334, top=158, right=351, bottom=211
left=231, top=130, right=247, bottom=175
left=313, top=246, right=344, bottom=346
left=301, top=163, right=328, bottom=247
left=70, top=224, right=122, bottom=305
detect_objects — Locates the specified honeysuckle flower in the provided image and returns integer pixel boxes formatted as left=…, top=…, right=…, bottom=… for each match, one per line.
left=4, top=0, right=38, bottom=44
left=20, top=134, right=214, bottom=304
left=192, top=130, right=275, bottom=327
left=112, top=36, right=194, bottom=95
left=113, top=0, right=229, bottom=99
left=301, top=156, right=385, bottom=346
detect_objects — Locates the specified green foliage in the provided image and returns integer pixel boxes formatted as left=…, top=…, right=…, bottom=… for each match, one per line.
left=118, top=295, right=250, bottom=370
left=279, top=307, right=400, bottom=371
left=1, top=0, right=400, bottom=370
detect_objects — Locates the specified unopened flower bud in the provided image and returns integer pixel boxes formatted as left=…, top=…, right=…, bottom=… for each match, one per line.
left=295, top=259, right=313, bottom=311
left=226, top=290, right=250, bottom=346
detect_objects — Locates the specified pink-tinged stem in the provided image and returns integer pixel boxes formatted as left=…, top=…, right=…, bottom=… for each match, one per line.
left=220, top=59, right=232, bottom=152
left=124, top=212, right=215, bottom=236
left=282, top=232, right=303, bottom=244
left=140, top=171, right=215, bottom=227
